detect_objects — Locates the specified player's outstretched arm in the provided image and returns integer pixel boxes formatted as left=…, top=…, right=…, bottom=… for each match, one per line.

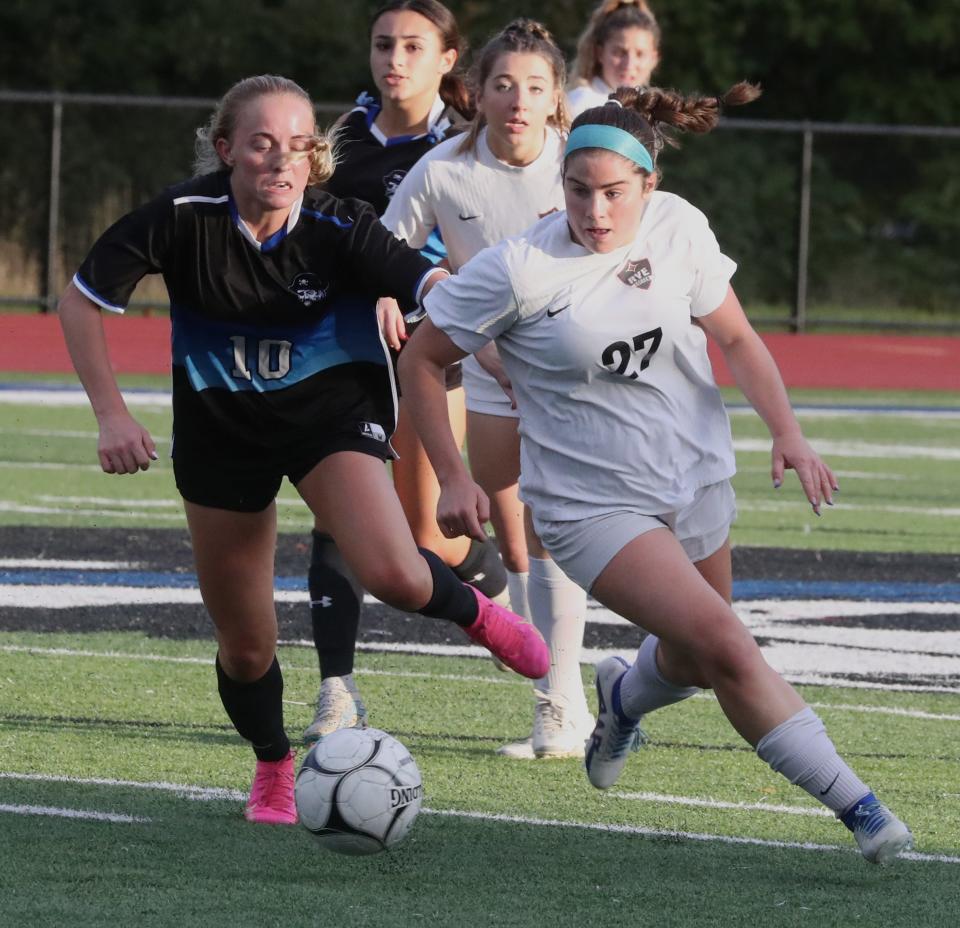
left=698, top=285, right=837, bottom=514
left=57, top=282, right=157, bottom=475
left=398, top=317, right=489, bottom=541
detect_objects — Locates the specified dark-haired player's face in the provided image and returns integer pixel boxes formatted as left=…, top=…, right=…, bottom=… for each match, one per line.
left=370, top=10, right=456, bottom=107
left=563, top=150, right=655, bottom=253
left=217, top=93, right=316, bottom=218
left=476, top=51, right=560, bottom=165
left=597, top=27, right=659, bottom=90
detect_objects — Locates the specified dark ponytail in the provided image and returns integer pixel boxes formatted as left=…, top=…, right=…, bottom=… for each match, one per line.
left=570, top=81, right=761, bottom=169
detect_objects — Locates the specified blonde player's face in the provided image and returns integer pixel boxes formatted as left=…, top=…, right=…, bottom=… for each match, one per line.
left=370, top=10, right=456, bottom=107
left=217, top=93, right=316, bottom=218
left=597, top=27, right=659, bottom=90
left=563, top=150, right=655, bottom=253
left=476, top=51, right=560, bottom=164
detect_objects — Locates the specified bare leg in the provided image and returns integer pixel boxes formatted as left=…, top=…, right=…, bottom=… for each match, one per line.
left=465, top=410, right=527, bottom=574
left=590, top=528, right=804, bottom=746
left=392, top=387, right=471, bottom=566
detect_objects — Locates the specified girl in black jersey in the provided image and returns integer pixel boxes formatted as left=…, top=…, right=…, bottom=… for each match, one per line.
left=57, top=74, right=547, bottom=826
left=303, top=0, right=508, bottom=745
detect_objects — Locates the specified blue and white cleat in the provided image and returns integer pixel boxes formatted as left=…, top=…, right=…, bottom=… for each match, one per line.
left=842, top=793, right=914, bottom=865
left=584, top=656, right=647, bottom=789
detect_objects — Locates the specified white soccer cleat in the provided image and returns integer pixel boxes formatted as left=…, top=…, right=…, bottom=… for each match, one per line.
left=845, top=796, right=914, bottom=865
left=532, top=693, right=594, bottom=759
left=584, top=656, right=647, bottom=789
left=303, top=674, right=369, bottom=744
left=497, top=696, right=594, bottom=759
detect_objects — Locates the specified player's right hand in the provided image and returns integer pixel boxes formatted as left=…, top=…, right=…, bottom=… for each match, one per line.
left=436, top=474, right=490, bottom=543
left=97, top=411, right=158, bottom=474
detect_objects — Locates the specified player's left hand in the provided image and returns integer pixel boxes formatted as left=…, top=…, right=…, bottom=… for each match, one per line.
left=436, top=473, right=491, bottom=543
left=771, top=431, right=838, bottom=515
left=377, top=297, right=407, bottom=350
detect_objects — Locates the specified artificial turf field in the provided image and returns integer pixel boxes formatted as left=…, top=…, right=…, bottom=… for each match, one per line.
left=1, top=379, right=959, bottom=927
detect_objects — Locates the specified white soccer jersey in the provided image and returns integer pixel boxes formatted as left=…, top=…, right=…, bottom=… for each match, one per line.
left=423, top=191, right=738, bottom=521
left=566, top=78, right=614, bottom=119
left=380, top=126, right=565, bottom=272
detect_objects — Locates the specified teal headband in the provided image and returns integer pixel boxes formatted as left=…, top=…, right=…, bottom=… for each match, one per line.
left=564, top=124, right=654, bottom=173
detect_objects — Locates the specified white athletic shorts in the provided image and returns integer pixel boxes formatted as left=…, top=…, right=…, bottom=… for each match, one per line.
left=532, top=480, right=737, bottom=592
left=461, top=356, right=519, bottom=419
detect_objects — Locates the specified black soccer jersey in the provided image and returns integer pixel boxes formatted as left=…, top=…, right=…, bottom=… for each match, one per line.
left=74, top=170, right=437, bottom=445
left=325, top=92, right=460, bottom=216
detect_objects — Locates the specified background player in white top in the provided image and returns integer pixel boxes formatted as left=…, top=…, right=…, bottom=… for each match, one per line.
left=302, top=0, right=510, bottom=746
left=399, top=82, right=914, bottom=865
left=567, top=1, right=661, bottom=118
left=56, top=75, right=548, bottom=828
left=383, top=19, right=596, bottom=760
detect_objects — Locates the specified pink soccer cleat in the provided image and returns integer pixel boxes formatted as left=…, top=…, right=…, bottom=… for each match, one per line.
left=244, top=749, right=298, bottom=825
left=463, top=588, right=550, bottom=679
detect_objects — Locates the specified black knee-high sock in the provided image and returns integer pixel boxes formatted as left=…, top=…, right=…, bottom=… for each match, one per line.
left=216, top=654, right=290, bottom=762
left=417, top=547, right=480, bottom=628
left=309, top=531, right=363, bottom=679
left=452, top=536, right=508, bottom=599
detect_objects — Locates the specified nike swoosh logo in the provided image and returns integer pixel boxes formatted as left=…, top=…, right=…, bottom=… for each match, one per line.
left=458, top=212, right=480, bottom=221
left=819, top=772, right=840, bottom=795
left=546, top=305, right=570, bottom=317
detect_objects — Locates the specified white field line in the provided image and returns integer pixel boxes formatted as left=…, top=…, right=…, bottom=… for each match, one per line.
left=608, top=791, right=834, bottom=818
left=0, top=460, right=114, bottom=473
left=0, top=389, right=171, bottom=407
left=0, top=558, right=144, bottom=570
left=0, top=501, right=308, bottom=528
left=3, top=643, right=959, bottom=719
left=737, top=465, right=908, bottom=481
left=1, top=771, right=955, bottom=864
left=0, top=771, right=245, bottom=801
left=5, top=493, right=960, bottom=521
left=736, top=499, right=960, bottom=518
left=727, top=407, right=960, bottom=421
left=31, top=494, right=307, bottom=509
left=420, top=808, right=960, bottom=865
left=0, top=803, right=151, bottom=823
left=734, top=437, right=960, bottom=461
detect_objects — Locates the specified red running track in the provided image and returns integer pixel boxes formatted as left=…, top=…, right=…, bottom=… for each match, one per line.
left=2, top=313, right=959, bottom=392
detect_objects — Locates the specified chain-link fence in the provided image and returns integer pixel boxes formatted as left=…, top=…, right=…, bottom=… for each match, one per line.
left=2, top=89, right=959, bottom=332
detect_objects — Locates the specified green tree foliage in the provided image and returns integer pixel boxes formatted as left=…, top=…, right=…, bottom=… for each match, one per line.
left=1, top=0, right=958, bottom=319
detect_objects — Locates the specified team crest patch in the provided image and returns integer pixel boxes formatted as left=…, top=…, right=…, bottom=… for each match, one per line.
left=290, top=273, right=328, bottom=307
left=383, top=169, right=407, bottom=198
left=618, top=258, right=653, bottom=290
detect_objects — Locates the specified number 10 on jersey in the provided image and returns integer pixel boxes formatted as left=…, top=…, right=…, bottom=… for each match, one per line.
left=230, top=335, right=293, bottom=381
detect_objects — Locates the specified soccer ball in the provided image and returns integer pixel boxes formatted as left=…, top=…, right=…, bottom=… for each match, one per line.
left=295, top=727, right=423, bottom=855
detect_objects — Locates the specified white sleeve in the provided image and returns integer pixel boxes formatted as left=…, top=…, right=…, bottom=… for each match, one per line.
left=380, top=156, right=437, bottom=250
left=688, top=212, right=738, bottom=317
left=423, top=243, right=519, bottom=354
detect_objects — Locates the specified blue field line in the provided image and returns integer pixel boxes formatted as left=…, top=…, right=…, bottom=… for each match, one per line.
left=2, top=568, right=960, bottom=603
left=4, top=383, right=960, bottom=416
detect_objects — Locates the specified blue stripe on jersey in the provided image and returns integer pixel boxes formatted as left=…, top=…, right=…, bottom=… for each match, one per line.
left=73, top=272, right=126, bottom=312
left=171, top=299, right=386, bottom=393
left=420, top=227, right=446, bottom=265
left=300, top=207, right=354, bottom=229
left=227, top=195, right=291, bottom=252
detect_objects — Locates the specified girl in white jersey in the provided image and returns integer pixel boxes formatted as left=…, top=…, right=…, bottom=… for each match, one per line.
left=302, top=0, right=510, bottom=746
left=567, top=1, right=661, bottom=119
left=383, top=19, right=595, bottom=760
left=399, top=83, right=913, bottom=866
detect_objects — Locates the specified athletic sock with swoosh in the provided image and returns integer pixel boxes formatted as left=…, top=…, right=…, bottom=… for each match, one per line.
left=755, top=706, right=870, bottom=815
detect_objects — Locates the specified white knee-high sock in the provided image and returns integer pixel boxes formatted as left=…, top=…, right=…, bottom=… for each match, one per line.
left=527, top=556, right=588, bottom=716
left=619, top=634, right=700, bottom=719
left=756, top=706, right=870, bottom=815
left=505, top=570, right=530, bottom=621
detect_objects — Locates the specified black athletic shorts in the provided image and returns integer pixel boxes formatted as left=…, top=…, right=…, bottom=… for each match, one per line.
left=171, top=364, right=396, bottom=513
